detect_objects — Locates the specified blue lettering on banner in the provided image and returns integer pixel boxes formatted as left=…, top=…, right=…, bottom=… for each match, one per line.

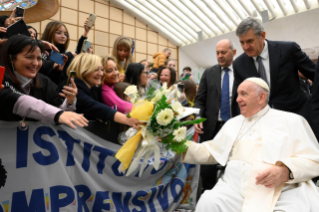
left=92, top=191, right=111, bottom=211
left=148, top=187, right=157, bottom=212
left=131, top=190, right=148, bottom=212
left=75, top=185, right=91, bottom=212
left=11, top=189, right=45, bottom=212
left=82, top=142, right=93, bottom=172
left=170, top=178, right=184, bottom=203
left=112, top=160, right=125, bottom=177
left=112, top=192, right=132, bottom=212
left=50, top=185, right=75, bottom=212
left=57, top=130, right=81, bottom=166
left=93, top=146, right=114, bottom=174
left=33, top=127, right=59, bottom=166
left=157, top=184, right=169, bottom=211
left=16, top=127, right=29, bottom=168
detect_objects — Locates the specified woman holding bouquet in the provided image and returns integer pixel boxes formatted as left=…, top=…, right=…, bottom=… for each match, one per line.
left=67, top=53, right=139, bottom=128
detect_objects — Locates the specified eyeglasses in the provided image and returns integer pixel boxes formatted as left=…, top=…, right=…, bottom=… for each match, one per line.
left=143, top=71, right=149, bottom=75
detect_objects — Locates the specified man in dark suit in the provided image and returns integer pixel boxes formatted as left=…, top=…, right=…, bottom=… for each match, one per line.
left=311, top=58, right=319, bottom=140
left=194, top=39, right=236, bottom=191
left=231, top=17, right=316, bottom=127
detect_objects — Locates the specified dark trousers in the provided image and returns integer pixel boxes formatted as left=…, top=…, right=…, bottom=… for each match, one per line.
left=199, top=121, right=224, bottom=192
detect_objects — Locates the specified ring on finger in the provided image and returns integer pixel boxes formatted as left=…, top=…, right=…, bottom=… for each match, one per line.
left=71, top=119, right=75, bottom=122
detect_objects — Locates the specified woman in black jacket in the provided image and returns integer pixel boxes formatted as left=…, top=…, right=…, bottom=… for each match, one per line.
left=40, top=21, right=75, bottom=85
left=65, top=53, right=140, bottom=128
left=0, top=35, right=87, bottom=129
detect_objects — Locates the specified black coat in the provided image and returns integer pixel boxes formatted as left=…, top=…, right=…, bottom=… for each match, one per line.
left=70, top=78, right=116, bottom=122
left=232, top=40, right=315, bottom=126
left=194, top=64, right=234, bottom=141
left=311, top=57, right=319, bottom=140
left=0, top=73, right=63, bottom=121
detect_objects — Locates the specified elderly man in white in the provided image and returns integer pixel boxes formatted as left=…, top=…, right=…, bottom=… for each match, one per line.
left=184, top=77, right=319, bottom=212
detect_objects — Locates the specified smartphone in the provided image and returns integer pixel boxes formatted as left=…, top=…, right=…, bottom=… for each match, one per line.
left=178, top=83, right=184, bottom=91
left=6, top=19, right=30, bottom=37
left=66, top=71, right=76, bottom=87
left=49, top=50, right=65, bottom=66
left=82, top=40, right=91, bottom=52
left=0, top=66, right=5, bottom=92
left=15, top=7, right=24, bottom=18
left=87, top=13, right=96, bottom=28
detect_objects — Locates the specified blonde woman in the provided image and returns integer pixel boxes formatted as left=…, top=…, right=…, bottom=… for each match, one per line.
left=112, top=36, right=132, bottom=82
left=67, top=53, right=139, bottom=128
left=101, top=56, right=133, bottom=114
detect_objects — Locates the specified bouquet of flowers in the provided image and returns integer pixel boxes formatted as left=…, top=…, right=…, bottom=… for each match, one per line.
left=115, top=83, right=205, bottom=177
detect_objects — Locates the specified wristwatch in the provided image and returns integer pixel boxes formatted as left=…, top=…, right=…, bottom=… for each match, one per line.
left=287, top=167, right=294, bottom=180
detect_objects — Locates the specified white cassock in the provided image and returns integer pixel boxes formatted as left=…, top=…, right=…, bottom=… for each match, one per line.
left=183, top=105, right=319, bottom=212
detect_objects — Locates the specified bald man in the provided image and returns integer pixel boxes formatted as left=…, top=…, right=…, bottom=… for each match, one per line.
left=194, top=39, right=236, bottom=191
left=185, top=78, right=319, bottom=212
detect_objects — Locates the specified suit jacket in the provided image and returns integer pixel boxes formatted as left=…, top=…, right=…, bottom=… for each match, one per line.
left=194, top=64, right=233, bottom=141
left=232, top=40, right=316, bottom=126
left=311, top=57, right=319, bottom=140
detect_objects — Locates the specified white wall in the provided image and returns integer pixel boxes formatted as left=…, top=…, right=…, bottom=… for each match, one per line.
left=179, top=8, right=319, bottom=69
left=178, top=49, right=203, bottom=83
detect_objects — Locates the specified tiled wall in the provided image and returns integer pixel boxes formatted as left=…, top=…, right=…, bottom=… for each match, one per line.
left=27, top=0, right=179, bottom=73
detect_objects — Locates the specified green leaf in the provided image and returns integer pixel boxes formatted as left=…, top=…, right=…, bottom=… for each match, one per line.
left=174, top=118, right=206, bottom=128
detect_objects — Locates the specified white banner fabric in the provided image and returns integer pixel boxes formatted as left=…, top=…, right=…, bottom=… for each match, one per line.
left=0, top=122, right=199, bottom=212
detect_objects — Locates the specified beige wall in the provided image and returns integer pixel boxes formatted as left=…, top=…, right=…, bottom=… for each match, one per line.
left=27, top=0, right=179, bottom=73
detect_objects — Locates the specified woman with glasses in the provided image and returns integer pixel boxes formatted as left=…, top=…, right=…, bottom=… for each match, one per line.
left=124, top=63, right=149, bottom=96
left=101, top=56, right=133, bottom=114
left=40, top=21, right=75, bottom=85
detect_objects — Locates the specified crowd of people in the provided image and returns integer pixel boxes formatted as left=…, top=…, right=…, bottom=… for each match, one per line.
left=1, top=8, right=319, bottom=212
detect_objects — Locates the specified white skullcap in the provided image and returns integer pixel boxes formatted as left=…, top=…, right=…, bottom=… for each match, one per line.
left=244, top=77, right=269, bottom=92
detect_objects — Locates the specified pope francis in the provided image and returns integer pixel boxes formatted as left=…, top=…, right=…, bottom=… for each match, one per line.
left=183, top=78, right=319, bottom=212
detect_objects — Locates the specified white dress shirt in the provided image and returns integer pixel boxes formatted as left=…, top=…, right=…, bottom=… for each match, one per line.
left=218, top=65, right=234, bottom=121
left=253, top=41, right=271, bottom=85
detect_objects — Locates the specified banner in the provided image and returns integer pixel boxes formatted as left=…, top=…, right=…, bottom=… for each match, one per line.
left=0, top=122, right=199, bottom=212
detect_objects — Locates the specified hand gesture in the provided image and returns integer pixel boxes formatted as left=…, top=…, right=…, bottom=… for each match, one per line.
left=6, top=9, right=23, bottom=28
left=255, top=165, right=290, bottom=188
left=60, top=78, right=77, bottom=105
left=126, top=117, right=141, bottom=129
left=119, top=73, right=125, bottom=82
left=194, top=122, right=204, bottom=134
left=58, top=112, right=88, bottom=129
left=41, top=40, right=59, bottom=56
left=83, top=18, right=94, bottom=37
left=53, top=54, right=68, bottom=71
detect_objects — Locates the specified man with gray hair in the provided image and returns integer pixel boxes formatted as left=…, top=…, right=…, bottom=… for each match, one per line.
left=184, top=77, right=319, bottom=212
left=231, top=17, right=316, bottom=131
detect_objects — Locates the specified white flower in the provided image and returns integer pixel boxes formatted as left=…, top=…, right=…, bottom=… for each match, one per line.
left=156, top=108, right=174, bottom=126
left=171, top=101, right=184, bottom=115
left=124, top=85, right=138, bottom=103
left=162, top=82, right=168, bottom=90
left=151, top=90, right=164, bottom=103
left=173, top=126, right=187, bottom=142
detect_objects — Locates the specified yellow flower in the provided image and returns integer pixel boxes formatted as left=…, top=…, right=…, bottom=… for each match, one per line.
left=173, top=126, right=187, bottom=142
left=171, top=101, right=184, bottom=115
left=156, top=108, right=174, bottom=126
left=130, top=101, right=154, bottom=122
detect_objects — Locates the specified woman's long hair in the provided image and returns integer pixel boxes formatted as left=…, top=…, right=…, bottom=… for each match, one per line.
left=183, top=79, right=197, bottom=103
left=1, top=35, right=45, bottom=89
left=41, top=21, right=70, bottom=51
left=112, top=36, right=132, bottom=71
left=124, top=63, right=145, bottom=88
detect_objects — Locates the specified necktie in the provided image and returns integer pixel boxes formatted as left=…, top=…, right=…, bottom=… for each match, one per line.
left=221, top=68, right=230, bottom=122
left=257, top=56, right=268, bottom=84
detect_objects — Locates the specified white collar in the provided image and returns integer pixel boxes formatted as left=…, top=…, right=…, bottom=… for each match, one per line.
left=246, top=105, right=270, bottom=121
left=253, top=40, right=269, bottom=61
left=222, top=65, right=233, bottom=72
